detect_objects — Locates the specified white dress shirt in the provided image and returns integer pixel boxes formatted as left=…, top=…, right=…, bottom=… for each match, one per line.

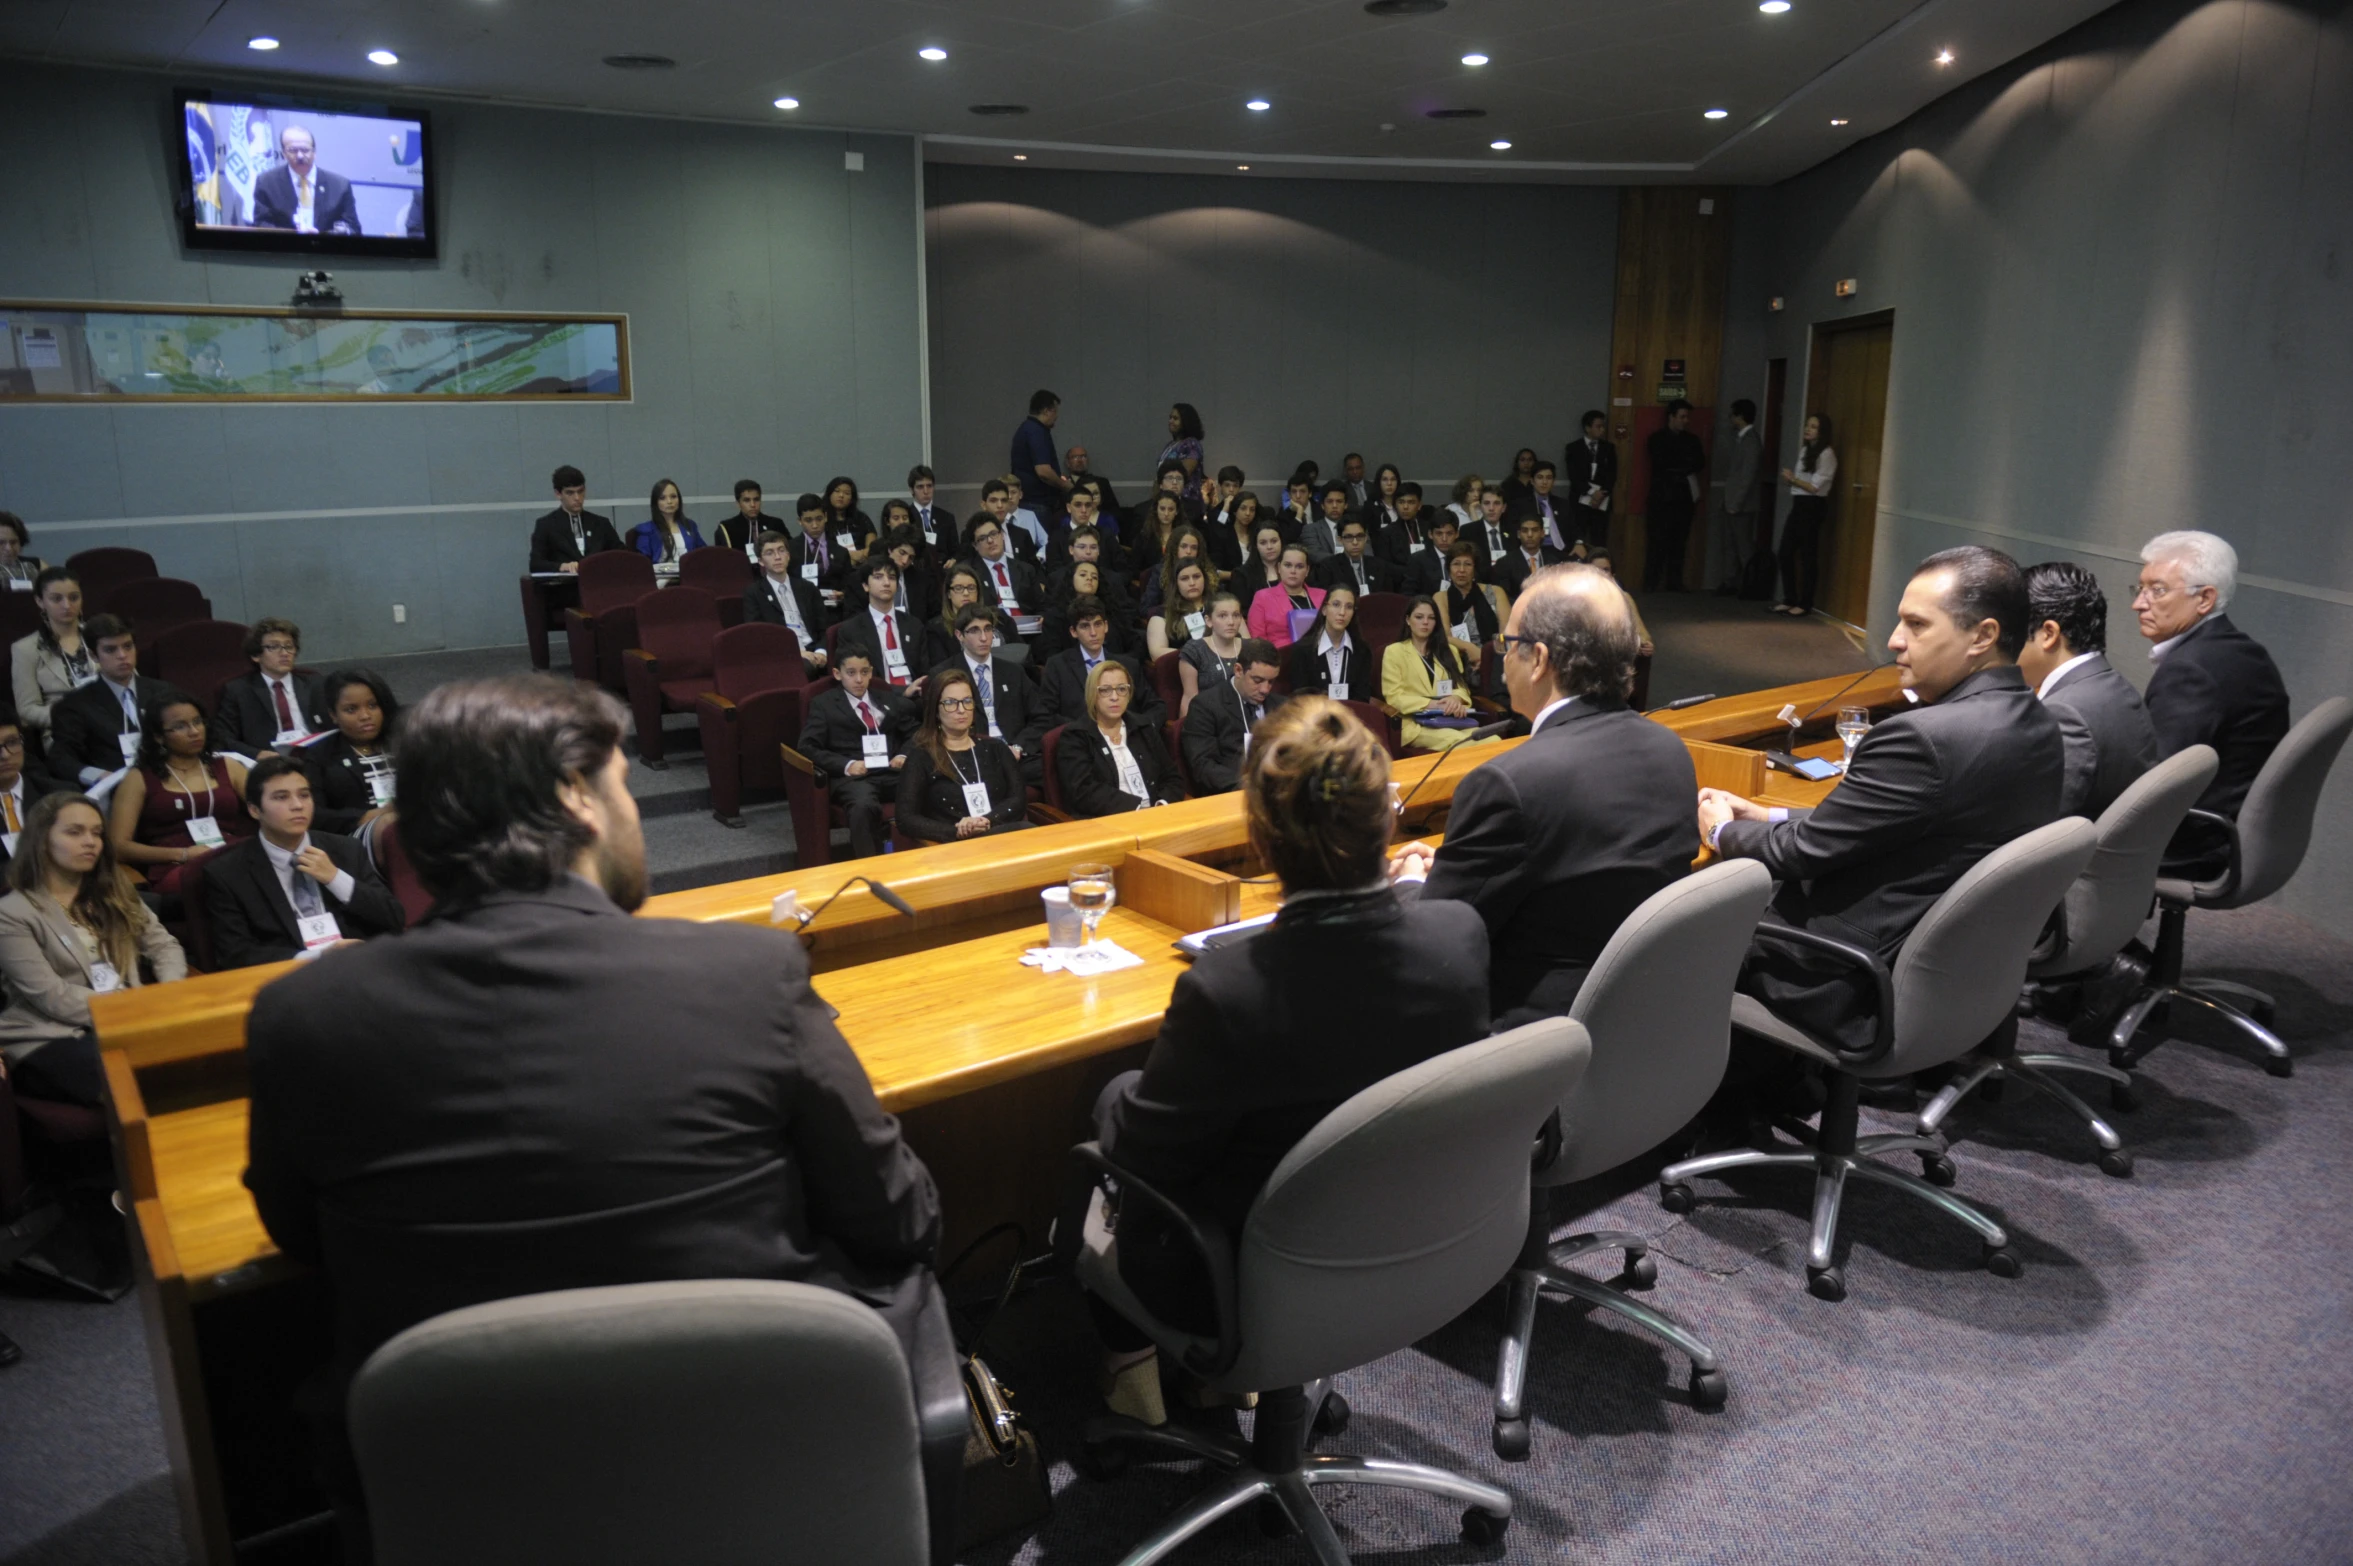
left=2036, top=650, right=2100, bottom=698
left=262, top=833, right=355, bottom=916
left=764, top=572, right=809, bottom=637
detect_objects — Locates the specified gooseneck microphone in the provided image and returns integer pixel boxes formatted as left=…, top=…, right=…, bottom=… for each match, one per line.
left=775, top=874, right=915, bottom=931
left=1391, top=718, right=1516, bottom=818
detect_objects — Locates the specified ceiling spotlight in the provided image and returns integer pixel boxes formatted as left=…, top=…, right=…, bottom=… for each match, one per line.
left=1461, top=53, right=1489, bottom=66
left=1013, top=154, right=1027, bottom=161
left=1490, top=138, right=1512, bottom=150
left=1935, top=48, right=1955, bottom=65
left=366, top=49, right=398, bottom=66
left=1831, top=117, right=1850, bottom=126
left=1246, top=98, right=1271, bottom=111
left=1704, top=107, right=1729, bottom=119
left=246, top=35, right=279, bottom=51
left=1759, top=0, right=1791, bottom=12
left=773, top=96, right=800, bottom=110
left=1237, top=164, right=1250, bottom=170
left=919, top=46, right=948, bottom=61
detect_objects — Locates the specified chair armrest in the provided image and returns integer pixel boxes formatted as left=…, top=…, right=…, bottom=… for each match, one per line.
left=696, top=692, right=736, bottom=718
left=2172, top=807, right=2242, bottom=904
left=1030, top=804, right=1072, bottom=825
left=1068, top=1141, right=1241, bottom=1379
left=779, top=743, right=819, bottom=779
left=1746, top=922, right=1896, bottom=1066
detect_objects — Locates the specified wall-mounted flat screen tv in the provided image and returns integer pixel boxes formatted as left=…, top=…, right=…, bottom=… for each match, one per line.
left=175, top=87, right=435, bottom=258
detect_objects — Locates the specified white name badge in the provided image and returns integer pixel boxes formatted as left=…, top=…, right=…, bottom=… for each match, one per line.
left=7, top=578, right=30, bottom=592
left=961, top=781, right=993, bottom=818
left=835, top=533, right=859, bottom=552
left=1185, top=612, right=1206, bottom=639
left=800, top=561, right=821, bottom=581
left=297, top=912, right=342, bottom=951
left=367, top=771, right=397, bottom=806
left=883, top=644, right=909, bottom=676
left=74, top=671, right=100, bottom=688
left=1329, top=681, right=1349, bottom=702
left=1413, top=540, right=1431, bottom=554
left=187, top=815, right=226, bottom=848
left=1433, top=678, right=1455, bottom=698
left=860, top=733, right=890, bottom=761
left=89, top=960, right=123, bottom=993
left=1013, top=615, right=1044, bottom=637
left=118, top=732, right=142, bottom=763
left=1457, top=620, right=1480, bottom=646
left=273, top=728, right=310, bottom=748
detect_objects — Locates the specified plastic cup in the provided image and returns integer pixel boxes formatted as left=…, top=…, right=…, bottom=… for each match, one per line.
left=1042, top=886, right=1084, bottom=950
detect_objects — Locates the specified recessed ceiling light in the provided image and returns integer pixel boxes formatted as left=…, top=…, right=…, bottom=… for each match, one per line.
left=366, top=49, right=398, bottom=66
left=1936, top=48, right=1955, bottom=65
left=1461, top=53, right=1489, bottom=66
left=1246, top=99, right=1271, bottom=112
left=773, top=97, right=800, bottom=110
left=1830, top=117, right=1849, bottom=126
left=246, top=35, right=279, bottom=51
left=1237, top=164, right=1250, bottom=170
left=1704, top=107, right=1730, bottom=120
left=1758, top=0, right=1791, bottom=12
left=919, top=46, right=948, bottom=62
left=1013, top=154, right=1026, bottom=160
left=1490, top=138, right=1512, bottom=150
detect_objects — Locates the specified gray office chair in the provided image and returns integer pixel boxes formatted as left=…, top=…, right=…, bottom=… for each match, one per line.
left=1660, top=818, right=2098, bottom=1302
left=1918, top=745, right=2217, bottom=1178
left=1072, top=1018, right=1591, bottom=1563
left=2112, top=696, right=2353, bottom=1077
left=349, top=1280, right=931, bottom=1566
left=1490, top=859, right=1773, bottom=1459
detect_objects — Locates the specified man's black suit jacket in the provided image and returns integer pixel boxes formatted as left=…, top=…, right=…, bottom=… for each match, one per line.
left=1371, top=515, right=1436, bottom=575
left=1563, top=438, right=1618, bottom=515
left=928, top=653, right=1045, bottom=757
left=49, top=674, right=172, bottom=782
left=965, top=553, right=1046, bottom=618
left=1037, top=649, right=1165, bottom=732
left=711, top=513, right=784, bottom=557
left=832, top=606, right=931, bottom=689
left=1716, top=664, right=2065, bottom=1051
left=1054, top=719, right=1187, bottom=818
left=1497, top=547, right=1566, bottom=599
left=1179, top=681, right=1277, bottom=796
left=800, top=684, right=919, bottom=780
left=2143, top=614, right=2290, bottom=831
left=527, top=507, right=624, bottom=573
left=1419, top=699, right=1698, bottom=1025
left=250, top=165, right=361, bottom=235
left=1313, top=551, right=1404, bottom=596
left=2043, top=653, right=2160, bottom=819
left=1645, top=428, right=1707, bottom=524
left=243, top=877, right=942, bottom=1393
left=214, top=670, right=332, bottom=756
left=741, top=573, right=832, bottom=647
left=200, top=830, right=405, bottom=969
left=910, top=505, right=959, bottom=559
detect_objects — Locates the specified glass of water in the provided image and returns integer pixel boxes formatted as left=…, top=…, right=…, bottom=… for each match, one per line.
left=1068, top=863, right=1116, bottom=948
left=1836, top=706, right=1872, bottom=771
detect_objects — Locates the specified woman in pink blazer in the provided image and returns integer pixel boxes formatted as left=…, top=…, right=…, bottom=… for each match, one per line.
left=1245, top=544, right=1326, bottom=650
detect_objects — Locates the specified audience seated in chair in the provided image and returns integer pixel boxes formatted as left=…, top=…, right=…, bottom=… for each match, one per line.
left=798, top=649, right=917, bottom=861
left=1285, top=584, right=1371, bottom=702
left=200, top=757, right=404, bottom=969
left=295, top=670, right=400, bottom=839
left=928, top=605, right=1044, bottom=786
left=1039, top=596, right=1163, bottom=733
left=1381, top=595, right=1493, bottom=754
left=10, top=568, right=91, bottom=747
left=0, top=712, right=68, bottom=880
left=2017, top=560, right=2158, bottom=819
left=526, top=465, right=623, bottom=575
left=213, top=617, right=331, bottom=757
left=742, top=528, right=833, bottom=680
left=893, top=668, right=1032, bottom=844
left=627, top=477, right=704, bottom=566
left=1054, top=659, right=1186, bottom=818
left=1179, top=639, right=1283, bottom=796
left=832, top=557, right=928, bottom=699
left=107, top=692, right=254, bottom=898
left=708, top=478, right=782, bottom=559
left=46, top=615, right=168, bottom=788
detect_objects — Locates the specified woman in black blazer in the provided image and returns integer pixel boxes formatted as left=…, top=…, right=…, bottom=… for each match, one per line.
left=1055, top=661, right=1185, bottom=817
left=893, top=669, right=1032, bottom=844
left=1285, top=584, right=1373, bottom=702
left=302, top=669, right=400, bottom=837
left=1079, top=696, right=1491, bottom=1425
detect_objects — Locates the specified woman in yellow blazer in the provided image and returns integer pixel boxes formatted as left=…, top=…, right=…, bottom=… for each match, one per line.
left=1380, top=595, right=1496, bottom=753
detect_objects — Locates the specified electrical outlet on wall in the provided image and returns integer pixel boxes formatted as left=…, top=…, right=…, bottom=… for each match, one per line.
left=393, top=604, right=407, bottom=624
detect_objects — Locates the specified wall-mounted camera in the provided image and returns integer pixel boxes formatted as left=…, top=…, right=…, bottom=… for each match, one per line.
left=292, top=270, right=344, bottom=310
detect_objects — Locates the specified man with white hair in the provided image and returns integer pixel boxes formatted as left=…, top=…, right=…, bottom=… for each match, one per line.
left=2134, top=529, right=2289, bottom=872
left=249, top=123, right=361, bottom=235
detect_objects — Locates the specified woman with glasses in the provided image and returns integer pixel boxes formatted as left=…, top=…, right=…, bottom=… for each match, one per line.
left=11, top=567, right=90, bottom=746
left=1437, top=544, right=1510, bottom=694
left=1055, top=661, right=1185, bottom=817
left=894, top=669, right=1032, bottom=844
left=927, top=562, right=1010, bottom=669
left=106, top=692, right=254, bottom=896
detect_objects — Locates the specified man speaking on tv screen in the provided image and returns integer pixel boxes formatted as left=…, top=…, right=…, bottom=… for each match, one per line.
left=250, top=124, right=360, bottom=236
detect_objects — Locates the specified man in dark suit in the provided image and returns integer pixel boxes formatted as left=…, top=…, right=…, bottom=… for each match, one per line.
left=1497, top=514, right=1567, bottom=599
left=783, top=491, right=852, bottom=612
left=2133, top=530, right=2291, bottom=871
left=1700, top=547, right=2066, bottom=1051
left=742, top=529, right=833, bottom=681
left=1505, top=461, right=1571, bottom=552
left=1371, top=484, right=1439, bottom=577
left=833, top=557, right=929, bottom=696
left=1467, top=487, right=1517, bottom=579
left=1300, top=482, right=1348, bottom=565
left=2019, top=561, right=2159, bottom=818
left=1339, top=453, right=1373, bottom=517
left=1404, top=514, right=1466, bottom=597
left=202, top=758, right=404, bottom=969
left=963, top=513, right=1046, bottom=641
left=1563, top=410, right=1618, bottom=551
left=1314, top=517, right=1404, bottom=596
left=248, top=125, right=361, bottom=235
left=1644, top=400, right=1707, bottom=592
left=799, top=649, right=918, bottom=860
left=907, top=465, right=958, bottom=559
left=932, top=605, right=1045, bottom=783
left=214, top=617, right=332, bottom=756
left=527, top=465, right=623, bottom=574
left=243, top=675, right=960, bottom=1555
left=709, top=479, right=781, bottom=558
left=0, top=712, right=66, bottom=879
left=1394, top=566, right=1696, bottom=1024
left=1037, top=596, right=1165, bottom=730
left=48, top=615, right=169, bottom=787
left=1180, top=639, right=1283, bottom=795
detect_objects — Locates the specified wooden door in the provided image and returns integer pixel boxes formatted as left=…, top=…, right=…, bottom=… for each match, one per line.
left=1802, top=314, right=1892, bottom=626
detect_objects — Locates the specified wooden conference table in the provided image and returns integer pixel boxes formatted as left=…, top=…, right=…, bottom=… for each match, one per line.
left=92, top=665, right=1899, bottom=1562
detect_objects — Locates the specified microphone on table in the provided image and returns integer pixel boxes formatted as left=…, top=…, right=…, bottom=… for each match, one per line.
left=772, top=875, right=915, bottom=931
left=1391, top=719, right=1516, bottom=818
left=1662, top=692, right=1718, bottom=710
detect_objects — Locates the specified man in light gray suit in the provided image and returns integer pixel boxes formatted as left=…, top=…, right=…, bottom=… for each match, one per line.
left=1713, top=399, right=1763, bottom=594
left=2018, top=560, right=2160, bottom=818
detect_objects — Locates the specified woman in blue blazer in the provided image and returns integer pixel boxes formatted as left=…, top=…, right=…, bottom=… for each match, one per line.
left=628, top=478, right=706, bottom=564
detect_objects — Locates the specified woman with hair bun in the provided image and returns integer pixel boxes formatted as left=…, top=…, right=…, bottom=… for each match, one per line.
left=1075, top=695, right=1492, bottom=1426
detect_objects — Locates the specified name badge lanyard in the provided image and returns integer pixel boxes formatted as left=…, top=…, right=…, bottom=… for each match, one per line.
left=175, top=764, right=225, bottom=847
left=949, top=746, right=992, bottom=818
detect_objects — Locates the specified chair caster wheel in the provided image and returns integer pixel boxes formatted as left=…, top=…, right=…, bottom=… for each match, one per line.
left=1620, top=1252, right=1658, bottom=1289
left=1688, top=1367, right=1729, bottom=1409
left=1806, top=1266, right=1846, bottom=1302
left=1073, top=1440, right=1127, bottom=1481
left=1461, top=1506, right=1511, bottom=1545
left=1312, top=1391, right=1350, bottom=1440
left=1920, top=1153, right=1958, bottom=1188
left=1984, top=1246, right=2022, bottom=1279
left=2109, top=1081, right=2137, bottom=1112
left=2097, top=1148, right=2134, bottom=1178
left=2263, top=1054, right=2293, bottom=1079
left=1659, top=1182, right=1696, bottom=1215
left=1491, top=1417, right=1531, bottom=1461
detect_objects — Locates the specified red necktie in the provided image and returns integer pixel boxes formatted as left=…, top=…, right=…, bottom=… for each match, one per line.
left=882, top=617, right=907, bottom=683
left=272, top=681, right=295, bottom=732
left=859, top=701, right=878, bottom=733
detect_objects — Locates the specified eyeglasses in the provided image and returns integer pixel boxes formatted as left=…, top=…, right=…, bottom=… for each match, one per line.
left=260, top=641, right=299, bottom=654
left=0, top=737, right=23, bottom=754
left=939, top=696, right=976, bottom=710
left=163, top=718, right=208, bottom=735
left=1500, top=633, right=1540, bottom=656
